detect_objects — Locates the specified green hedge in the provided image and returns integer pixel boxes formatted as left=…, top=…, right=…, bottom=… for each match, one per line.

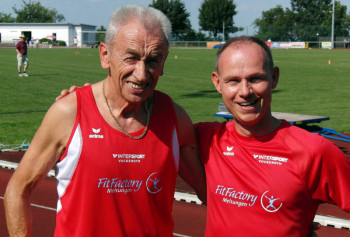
left=39, top=38, right=66, bottom=46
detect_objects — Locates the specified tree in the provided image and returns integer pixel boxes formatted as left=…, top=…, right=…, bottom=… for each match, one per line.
left=290, top=0, right=332, bottom=40
left=198, top=0, right=237, bottom=39
left=12, top=0, right=65, bottom=23
left=96, top=25, right=106, bottom=43
left=149, top=0, right=192, bottom=39
left=254, top=6, right=294, bottom=41
left=254, top=0, right=350, bottom=41
left=0, top=12, right=15, bottom=22
left=322, top=1, right=350, bottom=38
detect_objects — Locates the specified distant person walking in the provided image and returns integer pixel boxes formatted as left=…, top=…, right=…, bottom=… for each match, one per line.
left=16, top=34, right=29, bottom=77
left=74, top=36, right=80, bottom=55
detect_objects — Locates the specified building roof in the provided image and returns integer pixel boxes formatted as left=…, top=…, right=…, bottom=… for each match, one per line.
left=0, top=22, right=96, bottom=28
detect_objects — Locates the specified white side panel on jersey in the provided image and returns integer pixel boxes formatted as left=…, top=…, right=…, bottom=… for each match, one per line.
left=55, top=124, right=83, bottom=212
left=172, top=126, right=180, bottom=172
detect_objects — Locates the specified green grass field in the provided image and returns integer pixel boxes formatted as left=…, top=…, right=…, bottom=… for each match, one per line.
left=0, top=47, right=349, bottom=146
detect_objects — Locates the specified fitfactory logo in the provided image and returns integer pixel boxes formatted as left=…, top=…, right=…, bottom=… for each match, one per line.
left=98, top=172, right=162, bottom=194
left=146, top=172, right=162, bottom=194
left=223, top=146, right=234, bottom=156
left=260, top=191, right=282, bottom=212
left=89, top=128, right=104, bottom=139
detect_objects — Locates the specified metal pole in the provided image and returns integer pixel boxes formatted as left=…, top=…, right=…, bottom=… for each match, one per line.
left=223, top=21, right=225, bottom=42
left=331, top=0, right=335, bottom=49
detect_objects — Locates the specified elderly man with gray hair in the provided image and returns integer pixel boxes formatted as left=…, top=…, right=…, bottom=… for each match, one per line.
left=5, top=5, right=206, bottom=236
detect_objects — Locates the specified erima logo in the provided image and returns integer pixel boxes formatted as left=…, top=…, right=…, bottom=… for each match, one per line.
left=223, top=146, right=234, bottom=156
left=92, top=128, right=100, bottom=133
left=89, top=128, right=104, bottom=139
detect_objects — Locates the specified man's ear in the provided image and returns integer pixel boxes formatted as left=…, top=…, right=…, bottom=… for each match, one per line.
left=211, top=71, right=222, bottom=94
left=99, top=42, right=110, bottom=69
left=271, top=66, right=279, bottom=89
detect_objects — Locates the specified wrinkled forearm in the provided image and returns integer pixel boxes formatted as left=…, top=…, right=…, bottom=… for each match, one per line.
left=4, top=187, right=32, bottom=237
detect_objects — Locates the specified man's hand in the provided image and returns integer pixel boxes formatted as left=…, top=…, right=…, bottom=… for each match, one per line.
left=55, top=83, right=90, bottom=101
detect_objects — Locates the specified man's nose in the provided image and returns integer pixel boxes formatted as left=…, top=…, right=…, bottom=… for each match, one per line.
left=238, top=80, right=252, bottom=97
left=133, top=61, right=148, bottom=81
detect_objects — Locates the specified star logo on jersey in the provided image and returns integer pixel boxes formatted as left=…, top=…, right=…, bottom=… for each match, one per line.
left=260, top=190, right=283, bottom=213
left=223, top=146, right=234, bottom=156
left=146, top=172, right=162, bottom=194
left=89, top=128, right=104, bottom=139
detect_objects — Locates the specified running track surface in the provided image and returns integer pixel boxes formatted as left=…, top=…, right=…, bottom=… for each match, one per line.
left=1, top=133, right=350, bottom=236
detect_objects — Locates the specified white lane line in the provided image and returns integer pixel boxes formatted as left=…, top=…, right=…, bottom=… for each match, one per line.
left=0, top=196, right=56, bottom=211
left=173, top=233, right=191, bottom=237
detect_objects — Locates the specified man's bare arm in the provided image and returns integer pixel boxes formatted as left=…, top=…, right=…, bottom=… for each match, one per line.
left=174, top=102, right=207, bottom=204
left=4, top=94, right=76, bottom=236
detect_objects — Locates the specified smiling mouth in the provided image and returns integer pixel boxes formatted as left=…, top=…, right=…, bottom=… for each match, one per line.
left=238, top=100, right=258, bottom=107
left=127, top=82, right=146, bottom=89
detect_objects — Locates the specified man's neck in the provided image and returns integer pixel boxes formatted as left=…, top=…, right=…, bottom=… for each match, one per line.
left=234, top=114, right=281, bottom=138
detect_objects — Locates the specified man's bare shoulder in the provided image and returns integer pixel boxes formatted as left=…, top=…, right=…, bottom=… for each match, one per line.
left=172, top=100, right=190, bottom=121
left=41, top=91, right=77, bottom=139
left=50, top=91, right=77, bottom=117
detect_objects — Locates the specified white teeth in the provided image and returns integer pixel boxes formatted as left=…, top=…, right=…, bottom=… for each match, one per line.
left=128, top=82, right=145, bottom=89
left=240, top=102, right=253, bottom=106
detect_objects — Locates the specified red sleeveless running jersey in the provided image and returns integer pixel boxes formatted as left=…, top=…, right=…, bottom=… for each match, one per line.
left=54, top=85, right=180, bottom=236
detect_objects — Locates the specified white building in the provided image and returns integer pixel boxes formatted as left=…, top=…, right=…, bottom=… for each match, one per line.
left=0, top=23, right=96, bottom=47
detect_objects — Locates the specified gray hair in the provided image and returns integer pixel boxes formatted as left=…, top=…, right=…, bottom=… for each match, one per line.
left=105, top=5, right=172, bottom=47
left=215, top=36, right=274, bottom=74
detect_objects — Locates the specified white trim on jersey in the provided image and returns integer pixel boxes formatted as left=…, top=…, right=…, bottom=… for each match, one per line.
left=56, top=124, right=83, bottom=212
left=172, top=126, right=180, bottom=172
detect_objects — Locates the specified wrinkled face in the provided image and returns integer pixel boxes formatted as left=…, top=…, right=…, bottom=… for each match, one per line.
left=100, top=20, right=168, bottom=104
left=212, top=43, right=279, bottom=127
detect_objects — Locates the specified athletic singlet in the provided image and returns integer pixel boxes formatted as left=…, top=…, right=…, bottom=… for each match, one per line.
left=195, top=120, right=350, bottom=237
left=54, top=85, right=180, bottom=236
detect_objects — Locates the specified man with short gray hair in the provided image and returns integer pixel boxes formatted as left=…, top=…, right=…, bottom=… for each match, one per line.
left=5, top=5, right=206, bottom=236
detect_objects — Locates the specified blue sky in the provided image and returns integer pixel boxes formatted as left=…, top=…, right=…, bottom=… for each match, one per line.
left=2, top=0, right=350, bottom=36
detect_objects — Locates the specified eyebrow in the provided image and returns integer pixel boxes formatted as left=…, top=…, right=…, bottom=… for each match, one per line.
left=248, top=72, right=267, bottom=78
left=125, top=48, right=163, bottom=57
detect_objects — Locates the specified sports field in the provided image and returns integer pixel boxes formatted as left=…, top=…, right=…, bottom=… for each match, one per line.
left=0, top=47, right=349, bottom=146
